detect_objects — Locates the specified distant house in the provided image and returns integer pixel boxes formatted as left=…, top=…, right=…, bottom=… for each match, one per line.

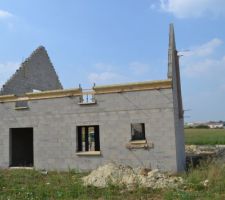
left=207, top=122, right=224, bottom=129
left=0, top=24, right=185, bottom=172
left=186, top=121, right=225, bottom=129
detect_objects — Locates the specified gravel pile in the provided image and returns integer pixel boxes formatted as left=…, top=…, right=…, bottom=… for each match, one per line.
left=82, top=163, right=183, bottom=189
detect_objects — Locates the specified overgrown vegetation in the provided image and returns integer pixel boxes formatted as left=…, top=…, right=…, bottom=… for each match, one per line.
left=185, top=128, right=225, bottom=145
left=0, top=161, right=225, bottom=199
left=165, top=161, right=225, bottom=200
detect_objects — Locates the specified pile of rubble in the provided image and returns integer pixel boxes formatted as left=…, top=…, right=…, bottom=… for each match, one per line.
left=82, top=163, right=183, bottom=189
left=186, top=145, right=223, bottom=154
left=186, top=145, right=225, bottom=158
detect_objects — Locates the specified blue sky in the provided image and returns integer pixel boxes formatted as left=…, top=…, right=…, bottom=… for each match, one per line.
left=0, top=0, right=225, bottom=122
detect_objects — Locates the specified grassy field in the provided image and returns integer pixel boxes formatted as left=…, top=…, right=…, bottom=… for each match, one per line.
left=0, top=161, right=225, bottom=200
left=185, top=128, right=225, bottom=145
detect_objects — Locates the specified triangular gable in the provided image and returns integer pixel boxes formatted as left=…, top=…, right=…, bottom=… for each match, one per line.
left=1, top=46, right=63, bottom=95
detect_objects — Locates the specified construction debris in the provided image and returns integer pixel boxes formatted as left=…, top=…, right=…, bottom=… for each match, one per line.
left=82, top=163, right=183, bottom=189
left=185, top=145, right=225, bottom=155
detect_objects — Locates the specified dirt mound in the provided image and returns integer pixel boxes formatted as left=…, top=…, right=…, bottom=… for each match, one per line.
left=82, top=163, right=183, bottom=189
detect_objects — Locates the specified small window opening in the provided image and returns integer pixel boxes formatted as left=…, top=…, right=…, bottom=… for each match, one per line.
left=77, top=125, right=100, bottom=152
left=131, top=123, right=145, bottom=141
left=79, top=89, right=96, bottom=105
left=15, top=101, right=29, bottom=110
left=78, top=85, right=96, bottom=105
left=81, top=93, right=95, bottom=104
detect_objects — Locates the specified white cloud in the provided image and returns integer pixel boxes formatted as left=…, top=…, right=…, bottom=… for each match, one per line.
left=183, top=57, right=225, bottom=77
left=180, top=39, right=225, bottom=121
left=184, top=38, right=223, bottom=57
left=88, top=61, right=156, bottom=85
left=182, top=38, right=225, bottom=77
left=88, top=63, right=127, bottom=85
left=0, top=10, right=15, bottom=30
left=0, top=10, right=13, bottom=19
left=129, top=62, right=150, bottom=75
left=88, top=71, right=127, bottom=84
left=94, top=63, right=114, bottom=71
left=159, top=0, right=225, bottom=18
left=88, top=71, right=124, bottom=83
left=0, top=62, right=19, bottom=88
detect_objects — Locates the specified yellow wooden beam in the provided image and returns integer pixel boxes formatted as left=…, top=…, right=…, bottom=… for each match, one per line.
left=0, top=79, right=172, bottom=103
left=0, top=88, right=82, bottom=103
left=93, top=79, right=172, bottom=94
left=26, top=88, right=82, bottom=100
left=0, top=94, right=16, bottom=102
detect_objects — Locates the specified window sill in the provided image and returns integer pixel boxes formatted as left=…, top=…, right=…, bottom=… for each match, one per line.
left=76, top=151, right=101, bottom=156
left=78, top=101, right=97, bottom=105
left=15, top=107, right=29, bottom=110
left=126, top=140, right=153, bottom=150
left=129, top=140, right=147, bottom=144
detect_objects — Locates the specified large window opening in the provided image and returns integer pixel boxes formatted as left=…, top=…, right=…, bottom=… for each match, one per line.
left=77, top=125, right=100, bottom=152
left=9, top=128, right=33, bottom=167
left=131, top=123, right=145, bottom=141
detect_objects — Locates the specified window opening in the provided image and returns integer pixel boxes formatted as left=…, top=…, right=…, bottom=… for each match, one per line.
left=77, top=125, right=100, bottom=152
left=131, top=123, right=145, bottom=141
left=79, top=89, right=96, bottom=104
left=15, top=101, right=29, bottom=109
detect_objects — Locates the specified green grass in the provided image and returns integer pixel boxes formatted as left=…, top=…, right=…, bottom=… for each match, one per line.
left=0, top=161, right=225, bottom=200
left=185, top=128, right=225, bottom=145
left=0, top=169, right=162, bottom=200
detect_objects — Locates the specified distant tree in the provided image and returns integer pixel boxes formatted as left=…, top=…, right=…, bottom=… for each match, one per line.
left=195, top=124, right=209, bottom=129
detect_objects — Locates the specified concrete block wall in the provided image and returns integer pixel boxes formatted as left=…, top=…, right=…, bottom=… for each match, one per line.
left=0, top=88, right=181, bottom=172
left=0, top=46, right=62, bottom=95
left=172, top=68, right=186, bottom=171
left=168, top=24, right=186, bottom=171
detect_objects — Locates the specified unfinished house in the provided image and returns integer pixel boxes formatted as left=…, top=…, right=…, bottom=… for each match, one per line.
left=0, top=24, right=185, bottom=172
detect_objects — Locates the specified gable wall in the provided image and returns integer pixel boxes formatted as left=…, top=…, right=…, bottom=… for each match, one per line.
left=1, top=47, right=62, bottom=95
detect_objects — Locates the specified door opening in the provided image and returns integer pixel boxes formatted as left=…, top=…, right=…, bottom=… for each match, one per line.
left=9, top=128, right=33, bottom=167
